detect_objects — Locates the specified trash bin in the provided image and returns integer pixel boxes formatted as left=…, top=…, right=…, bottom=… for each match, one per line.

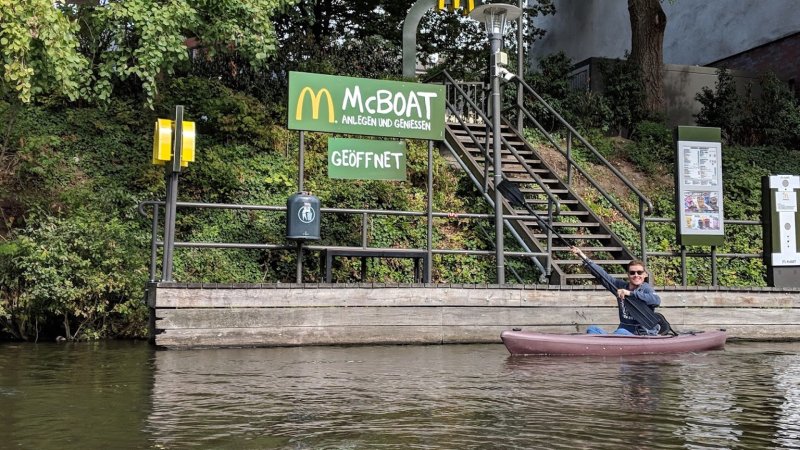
left=286, top=192, right=321, bottom=240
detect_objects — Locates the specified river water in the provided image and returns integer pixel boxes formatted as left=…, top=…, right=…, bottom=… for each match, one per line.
left=1, top=340, right=799, bottom=449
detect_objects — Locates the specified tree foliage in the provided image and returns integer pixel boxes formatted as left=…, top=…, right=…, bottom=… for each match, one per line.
left=696, top=69, right=800, bottom=148
left=0, top=0, right=292, bottom=106
left=0, top=0, right=88, bottom=103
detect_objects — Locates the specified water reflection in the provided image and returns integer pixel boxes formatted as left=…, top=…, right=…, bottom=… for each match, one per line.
left=675, top=354, right=742, bottom=449
left=2, top=341, right=800, bottom=449
left=775, top=354, right=800, bottom=447
left=0, top=341, right=153, bottom=449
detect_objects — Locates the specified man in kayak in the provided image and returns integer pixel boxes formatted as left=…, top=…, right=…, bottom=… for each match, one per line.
left=570, top=246, right=661, bottom=335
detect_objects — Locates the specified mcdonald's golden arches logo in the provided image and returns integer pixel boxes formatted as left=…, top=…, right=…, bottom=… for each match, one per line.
left=295, top=87, right=335, bottom=123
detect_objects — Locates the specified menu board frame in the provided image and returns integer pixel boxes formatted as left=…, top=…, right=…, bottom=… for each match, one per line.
left=675, top=127, right=725, bottom=246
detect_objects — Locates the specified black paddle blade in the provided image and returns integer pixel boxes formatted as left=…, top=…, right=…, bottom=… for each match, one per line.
left=623, top=296, right=660, bottom=331
left=496, top=180, right=527, bottom=208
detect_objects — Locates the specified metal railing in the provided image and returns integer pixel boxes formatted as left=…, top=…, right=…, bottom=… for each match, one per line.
left=505, top=75, right=655, bottom=262
left=429, top=71, right=563, bottom=215
left=139, top=200, right=769, bottom=286
left=138, top=200, right=551, bottom=284
left=644, top=216, right=764, bottom=286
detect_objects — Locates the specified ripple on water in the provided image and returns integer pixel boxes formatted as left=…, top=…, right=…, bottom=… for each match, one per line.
left=3, top=341, right=800, bottom=449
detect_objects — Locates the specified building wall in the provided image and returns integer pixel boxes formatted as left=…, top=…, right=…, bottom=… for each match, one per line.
left=571, top=58, right=761, bottom=127
left=531, top=0, right=800, bottom=68
left=709, top=32, right=800, bottom=95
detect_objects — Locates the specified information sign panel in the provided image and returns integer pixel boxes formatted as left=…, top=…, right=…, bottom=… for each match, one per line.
left=328, top=138, right=407, bottom=181
left=675, top=127, right=724, bottom=246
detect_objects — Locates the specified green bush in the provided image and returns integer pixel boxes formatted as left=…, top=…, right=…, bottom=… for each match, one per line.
left=625, top=121, right=673, bottom=174
left=696, top=69, right=800, bottom=148
left=598, top=56, right=648, bottom=135
left=1, top=210, right=149, bottom=341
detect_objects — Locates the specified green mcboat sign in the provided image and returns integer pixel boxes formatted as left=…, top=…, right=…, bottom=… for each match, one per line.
left=288, top=72, right=445, bottom=141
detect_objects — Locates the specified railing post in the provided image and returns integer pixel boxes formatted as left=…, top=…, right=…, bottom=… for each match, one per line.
left=711, top=245, right=718, bottom=286
left=546, top=200, right=554, bottom=276
left=426, top=140, right=433, bottom=283
left=361, top=212, right=369, bottom=247
left=566, top=131, right=573, bottom=186
left=295, top=241, right=303, bottom=283
left=640, top=198, right=647, bottom=265
left=680, top=245, right=687, bottom=286
left=149, top=203, right=160, bottom=282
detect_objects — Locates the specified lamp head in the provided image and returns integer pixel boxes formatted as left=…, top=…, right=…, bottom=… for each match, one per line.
left=469, top=3, right=523, bottom=35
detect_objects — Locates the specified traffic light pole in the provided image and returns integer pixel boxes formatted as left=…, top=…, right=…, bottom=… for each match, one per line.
left=162, top=106, right=184, bottom=282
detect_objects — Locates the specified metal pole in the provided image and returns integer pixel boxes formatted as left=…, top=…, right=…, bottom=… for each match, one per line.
left=566, top=131, right=573, bottom=186
left=361, top=212, right=369, bottom=247
left=426, top=140, right=434, bottom=283
left=295, top=241, right=303, bottom=283
left=298, top=131, right=305, bottom=192
left=161, top=177, right=173, bottom=281
left=640, top=198, right=648, bottom=266
left=711, top=245, right=718, bottom=286
left=516, top=0, right=524, bottom=131
left=149, top=204, right=160, bottom=282
left=491, top=31, right=505, bottom=285
left=680, top=245, right=687, bottom=286
left=162, top=105, right=184, bottom=282
left=295, top=130, right=306, bottom=282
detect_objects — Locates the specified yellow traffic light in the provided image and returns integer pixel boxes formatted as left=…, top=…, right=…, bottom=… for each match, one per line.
left=463, top=0, right=483, bottom=14
left=152, top=118, right=196, bottom=167
left=437, top=0, right=446, bottom=10
left=180, top=121, right=196, bottom=167
left=152, top=119, right=172, bottom=165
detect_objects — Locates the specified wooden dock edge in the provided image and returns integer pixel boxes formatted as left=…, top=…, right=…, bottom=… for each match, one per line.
left=148, top=283, right=800, bottom=349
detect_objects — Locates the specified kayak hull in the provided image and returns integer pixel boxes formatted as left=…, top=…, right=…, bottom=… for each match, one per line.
left=501, top=330, right=727, bottom=356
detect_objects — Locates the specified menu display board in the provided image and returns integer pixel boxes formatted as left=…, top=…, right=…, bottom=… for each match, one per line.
left=675, top=127, right=724, bottom=246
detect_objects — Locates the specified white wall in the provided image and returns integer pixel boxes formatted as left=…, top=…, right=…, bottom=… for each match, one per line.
left=531, top=0, right=800, bottom=67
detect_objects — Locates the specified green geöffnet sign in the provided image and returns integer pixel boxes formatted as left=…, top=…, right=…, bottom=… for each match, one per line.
left=328, top=138, right=406, bottom=181
left=288, top=71, right=445, bottom=141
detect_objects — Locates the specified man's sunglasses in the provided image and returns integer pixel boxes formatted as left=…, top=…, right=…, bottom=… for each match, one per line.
left=628, top=270, right=645, bottom=275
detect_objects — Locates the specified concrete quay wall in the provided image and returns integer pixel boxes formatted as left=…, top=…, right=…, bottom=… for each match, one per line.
left=148, top=283, right=800, bottom=349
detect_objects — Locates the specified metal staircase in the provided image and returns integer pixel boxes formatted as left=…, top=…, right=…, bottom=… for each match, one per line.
left=430, top=71, right=654, bottom=285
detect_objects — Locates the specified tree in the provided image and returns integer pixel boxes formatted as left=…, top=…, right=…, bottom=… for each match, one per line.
left=0, top=0, right=292, bottom=106
left=0, top=0, right=89, bottom=103
left=270, top=0, right=555, bottom=80
left=627, top=0, right=666, bottom=117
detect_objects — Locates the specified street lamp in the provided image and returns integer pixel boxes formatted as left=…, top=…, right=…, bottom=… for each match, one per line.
left=470, top=2, right=522, bottom=285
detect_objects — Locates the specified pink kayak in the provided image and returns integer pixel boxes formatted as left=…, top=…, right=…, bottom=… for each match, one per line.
left=501, top=329, right=727, bottom=356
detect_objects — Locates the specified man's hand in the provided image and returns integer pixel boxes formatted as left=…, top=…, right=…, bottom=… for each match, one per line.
left=570, top=246, right=586, bottom=260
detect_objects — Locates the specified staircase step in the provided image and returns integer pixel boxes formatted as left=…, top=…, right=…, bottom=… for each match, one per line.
left=513, top=219, right=600, bottom=228
left=519, top=188, right=570, bottom=195
left=521, top=199, right=579, bottom=205
left=515, top=211, right=589, bottom=217
left=550, top=222, right=601, bottom=227
left=552, top=246, right=623, bottom=252
left=563, top=273, right=628, bottom=280
left=469, top=156, right=539, bottom=165
left=532, top=233, right=611, bottom=240
left=553, top=259, right=631, bottom=265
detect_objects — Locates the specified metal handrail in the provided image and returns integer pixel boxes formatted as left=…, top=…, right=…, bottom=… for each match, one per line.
left=138, top=200, right=550, bottom=283
left=504, top=75, right=655, bottom=261
left=138, top=201, right=770, bottom=286
left=429, top=70, right=562, bottom=216
left=644, top=215, right=764, bottom=286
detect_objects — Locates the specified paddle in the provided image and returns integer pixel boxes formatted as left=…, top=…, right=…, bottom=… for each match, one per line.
left=496, top=179, right=572, bottom=248
left=496, top=178, right=675, bottom=336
